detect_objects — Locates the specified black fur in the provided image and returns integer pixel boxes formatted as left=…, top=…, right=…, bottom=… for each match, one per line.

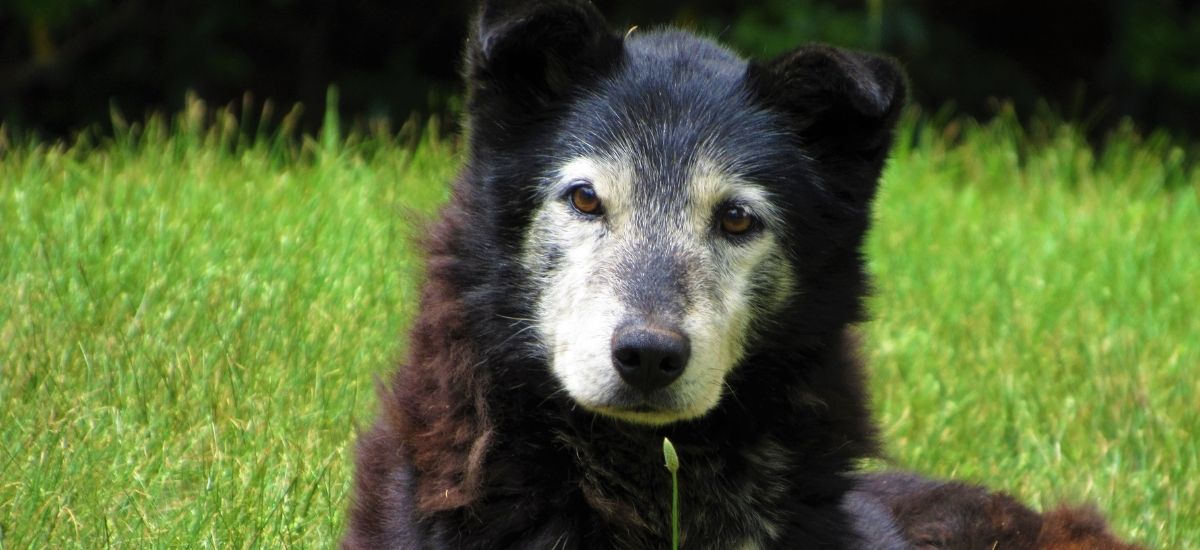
left=847, top=472, right=1145, bottom=549
left=343, top=2, right=1146, bottom=549
left=344, top=1, right=913, bottom=548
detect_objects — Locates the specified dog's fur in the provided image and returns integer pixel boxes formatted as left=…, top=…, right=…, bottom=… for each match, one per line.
left=344, top=1, right=1138, bottom=548
left=847, top=472, right=1144, bottom=550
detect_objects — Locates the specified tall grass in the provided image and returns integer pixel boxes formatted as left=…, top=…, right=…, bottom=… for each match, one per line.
left=1, top=100, right=1196, bottom=547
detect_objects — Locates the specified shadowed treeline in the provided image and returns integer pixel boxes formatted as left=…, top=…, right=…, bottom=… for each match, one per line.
left=2, top=0, right=1199, bottom=138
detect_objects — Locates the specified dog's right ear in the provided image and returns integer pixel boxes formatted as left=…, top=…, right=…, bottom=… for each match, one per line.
left=466, top=0, right=622, bottom=116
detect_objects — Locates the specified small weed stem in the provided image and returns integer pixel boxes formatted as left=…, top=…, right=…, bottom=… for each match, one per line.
left=663, top=437, right=680, bottom=550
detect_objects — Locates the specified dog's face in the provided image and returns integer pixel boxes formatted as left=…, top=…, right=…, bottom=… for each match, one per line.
left=523, top=152, right=795, bottom=424
left=465, top=1, right=905, bottom=425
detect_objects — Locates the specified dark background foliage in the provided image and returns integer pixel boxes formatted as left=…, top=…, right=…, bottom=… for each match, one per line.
left=1, top=0, right=1198, bottom=138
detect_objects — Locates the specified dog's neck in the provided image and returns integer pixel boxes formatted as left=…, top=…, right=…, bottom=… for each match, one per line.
left=451, top=334, right=879, bottom=547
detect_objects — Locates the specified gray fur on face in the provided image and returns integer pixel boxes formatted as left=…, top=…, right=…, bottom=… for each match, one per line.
left=521, top=152, right=795, bottom=425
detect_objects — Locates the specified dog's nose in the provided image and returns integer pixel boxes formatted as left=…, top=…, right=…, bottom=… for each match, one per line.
left=611, top=323, right=690, bottom=392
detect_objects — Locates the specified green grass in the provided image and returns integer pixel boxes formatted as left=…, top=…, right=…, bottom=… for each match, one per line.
left=2, top=102, right=1197, bottom=547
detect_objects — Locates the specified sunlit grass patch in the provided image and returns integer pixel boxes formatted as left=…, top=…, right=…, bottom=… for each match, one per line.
left=1, top=103, right=1196, bottom=547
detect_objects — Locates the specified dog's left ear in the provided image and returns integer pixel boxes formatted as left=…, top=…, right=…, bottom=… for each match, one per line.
left=747, top=45, right=907, bottom=171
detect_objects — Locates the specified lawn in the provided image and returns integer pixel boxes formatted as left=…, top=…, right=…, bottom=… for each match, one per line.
left=1, top=103, right=1196, bottom=548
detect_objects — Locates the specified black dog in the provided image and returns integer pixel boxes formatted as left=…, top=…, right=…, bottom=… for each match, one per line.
left=344, top=2, right=1137, bottom=548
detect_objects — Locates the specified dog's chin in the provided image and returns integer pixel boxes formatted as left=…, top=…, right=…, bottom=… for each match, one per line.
left=589, top=405, right=703, bottom=426
left=573, top=390, right=716, bottom=426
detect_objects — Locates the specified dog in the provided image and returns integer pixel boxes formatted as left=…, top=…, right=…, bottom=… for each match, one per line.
left=343, top=1, right=1139, bottom=548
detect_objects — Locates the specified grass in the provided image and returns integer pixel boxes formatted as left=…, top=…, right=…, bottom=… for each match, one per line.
left=1, top=101, right=1197, bottom=548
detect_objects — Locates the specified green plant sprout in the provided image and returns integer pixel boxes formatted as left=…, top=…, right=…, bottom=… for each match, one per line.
left=663, top=437, right=680, bottom=550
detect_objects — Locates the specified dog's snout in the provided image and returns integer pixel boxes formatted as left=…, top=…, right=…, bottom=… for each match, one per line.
left=611, top=323, right=690, bottom=392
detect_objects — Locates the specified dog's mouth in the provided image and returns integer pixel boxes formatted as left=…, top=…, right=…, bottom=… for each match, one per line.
left=590, top=404, right=687, bottom=425
left=576, top=386, right=706, bottom=425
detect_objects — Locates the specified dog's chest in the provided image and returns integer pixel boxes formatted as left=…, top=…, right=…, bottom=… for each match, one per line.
left=567, top=433, right=793, bottom=547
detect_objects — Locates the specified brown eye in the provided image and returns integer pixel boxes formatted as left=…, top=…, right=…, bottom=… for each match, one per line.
left=720, top=205, right=755, bottom=235
left=570, top=184, right=602, bottom=215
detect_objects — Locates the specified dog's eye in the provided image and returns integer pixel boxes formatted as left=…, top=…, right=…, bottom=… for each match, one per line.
left=569, top=183, right=603, bottom=216
left=719, top=205, right=755, bottom=235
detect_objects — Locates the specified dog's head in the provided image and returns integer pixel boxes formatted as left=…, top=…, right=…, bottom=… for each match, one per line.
left=462, top=0, right=906, bottom=425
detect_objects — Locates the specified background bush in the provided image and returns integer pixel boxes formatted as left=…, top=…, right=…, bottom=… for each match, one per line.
left=2, top=0, right=1199, bottom=138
